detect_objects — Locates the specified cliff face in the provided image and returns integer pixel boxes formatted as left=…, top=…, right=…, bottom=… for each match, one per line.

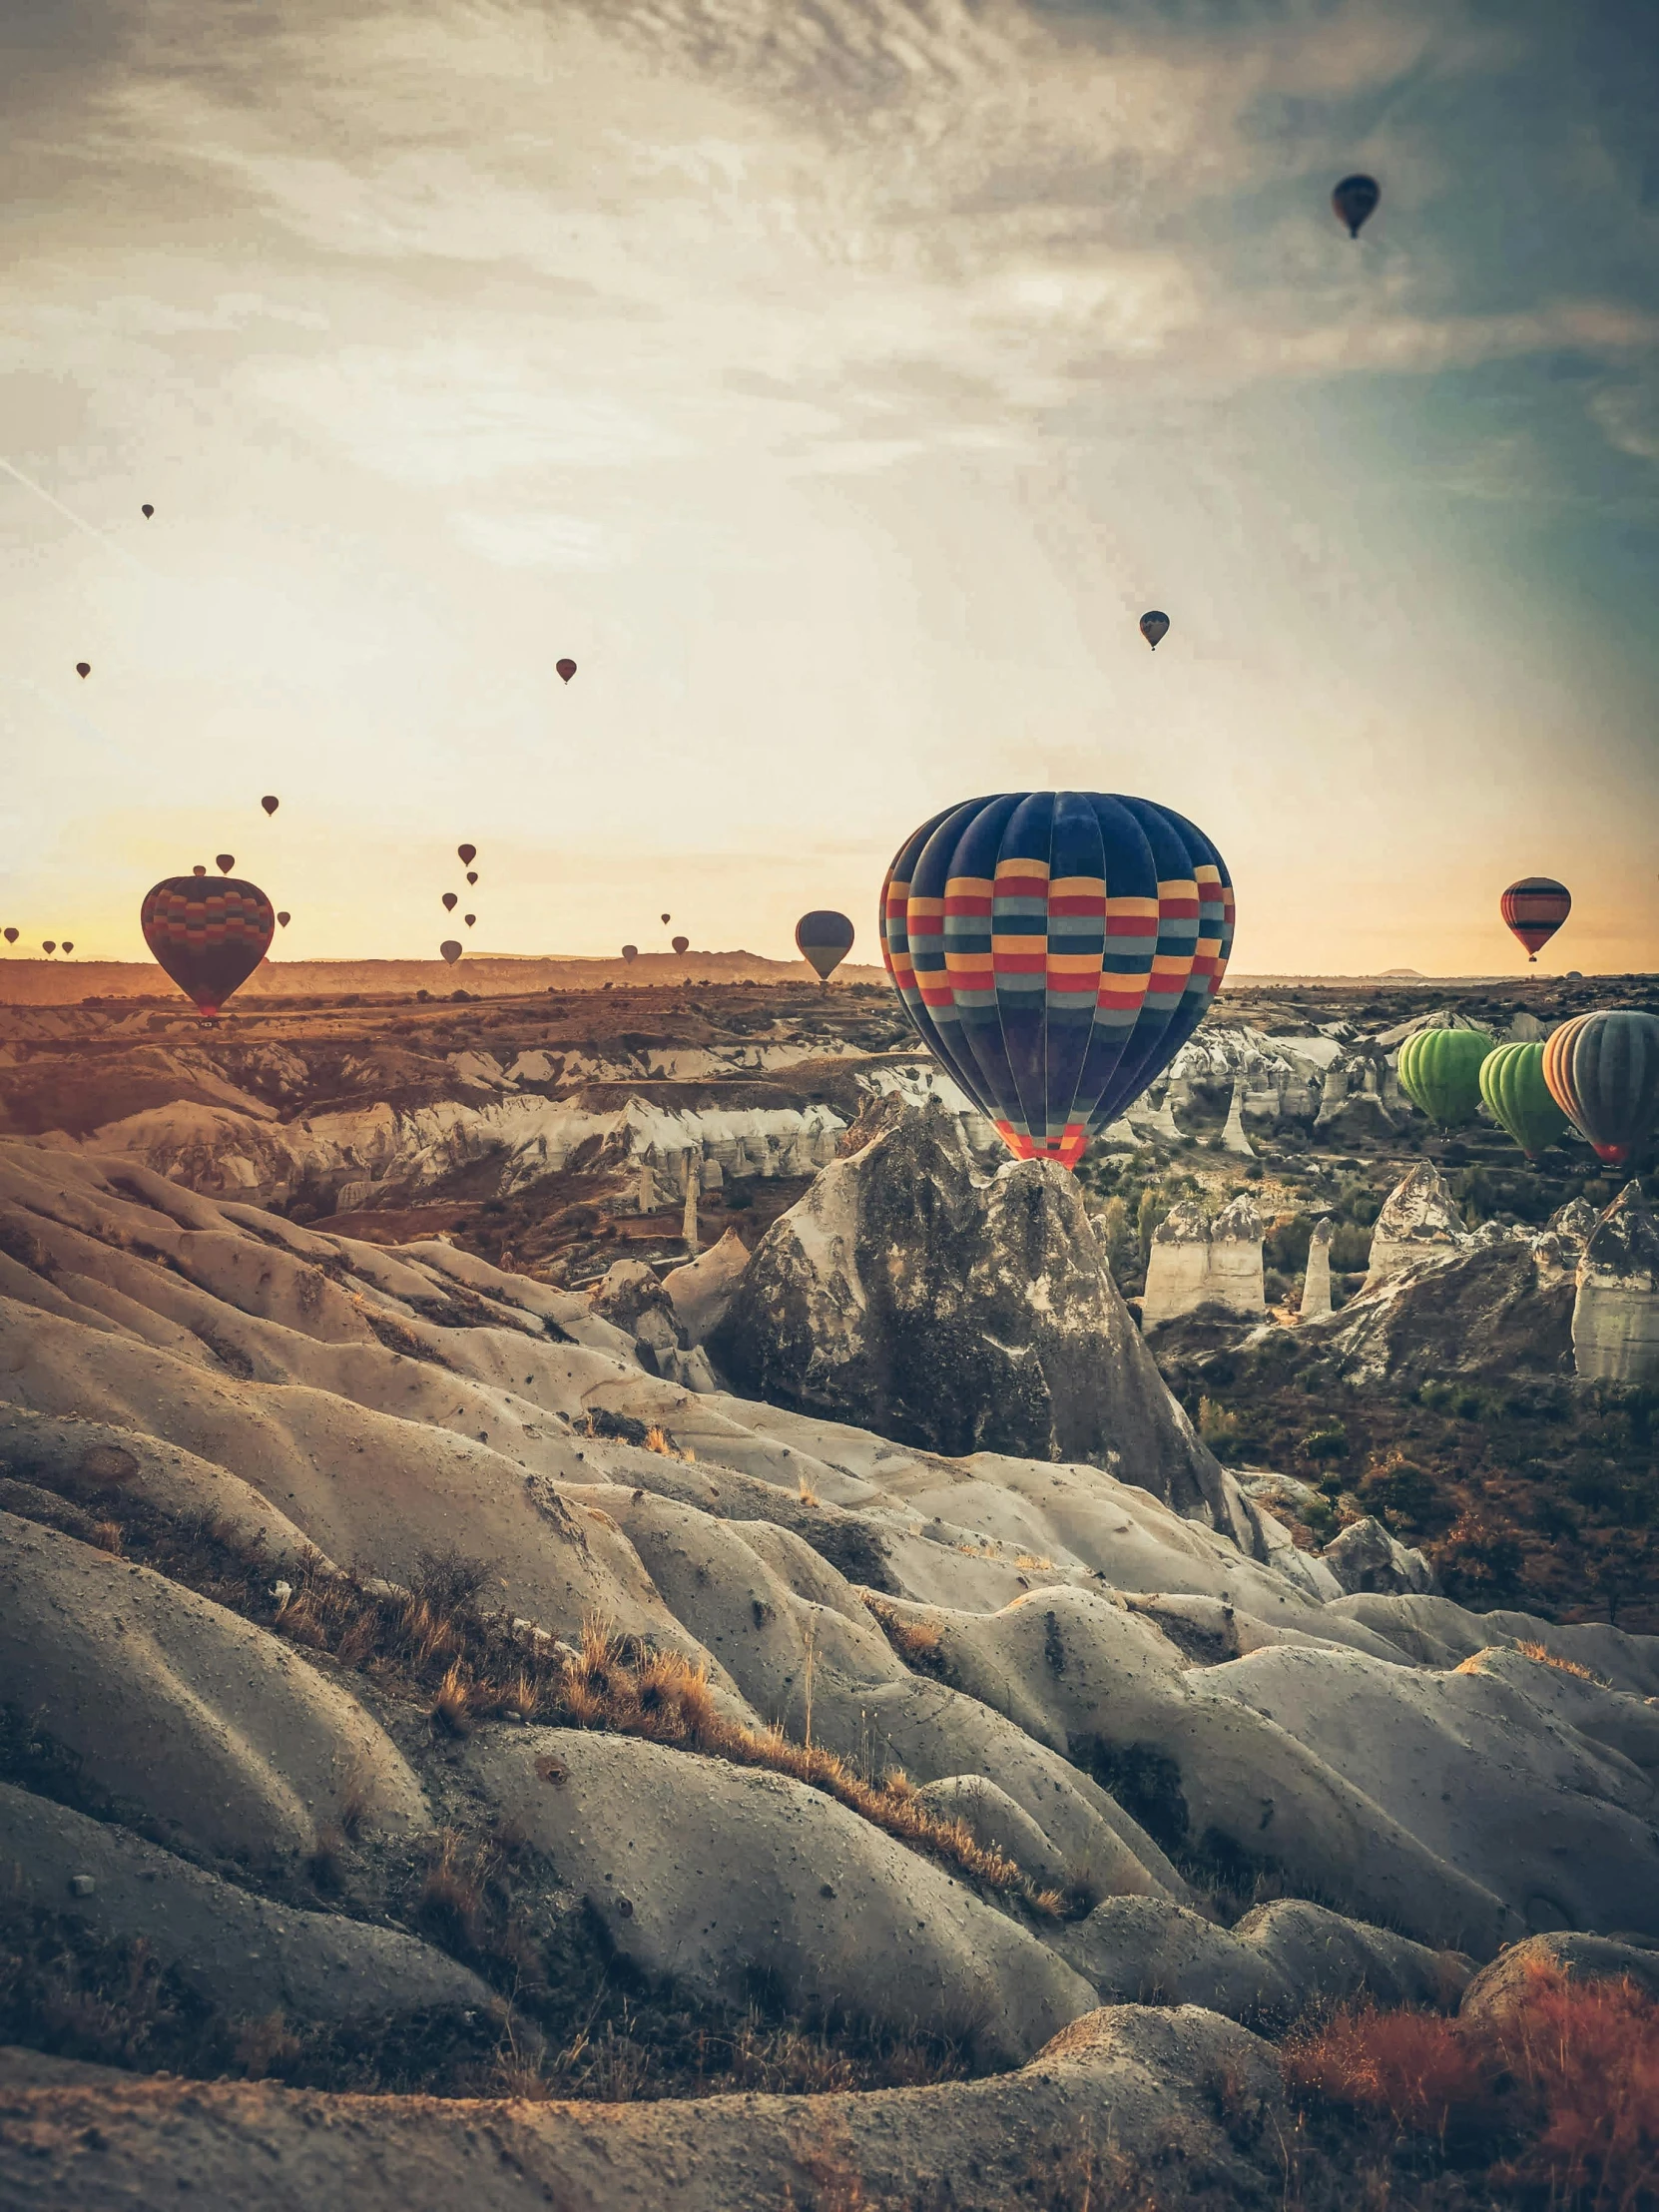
left=1575, top=1182, right=1659, bottom=1382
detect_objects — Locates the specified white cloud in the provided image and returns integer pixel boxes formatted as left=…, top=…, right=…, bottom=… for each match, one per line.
left=450, top=508, right=630, bottom=566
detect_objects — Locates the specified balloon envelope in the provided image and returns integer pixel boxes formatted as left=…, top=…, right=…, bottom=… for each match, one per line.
left=661, top=913, right=671, bottom=925
left=276, top=911, right=290, bottom=928
left=1, top=928, right=15, bottom=944
left=466, top=870, right=478, bottom=885
left=1544, top=1010, right=1659, bottom=1166
left=1479, top=1041, right=1569, bottom=1160
left=556, top=658, right=577, bottom=683
left=261, top=796, right=278, bottom=817
left=457, top=844, right=476, bottom=866
left=1139, top=611, right=1170, bottom=651
left=796, top=909, right=855, bottom=981
left=75, top=663, right=90, bottom=679
left=440, top=939, right=463, bottom=963
left=1332, top=173, right=1381, bottom=237
left=1501, top=877, right=1570, bottom=962
left=1396, top=1027, right=1494, bottom=1129
left=672, top=934, right=690, bottom=955
left=216, top=854, right=235, bottom=874
left=141, top=873, right=275, bottom=1018
left=621, top=944, right=638, bottom=962
left=42, top=942, right=55, bottom=954
left=442, top=892, right=458, bottom=911
left=464, top=914, right=475, bottom=927
left=141, top=504, right=154, bottom=518
left=61, top=942, right=73, bottom=954
left=881, top=790, right=1234, bottom=1169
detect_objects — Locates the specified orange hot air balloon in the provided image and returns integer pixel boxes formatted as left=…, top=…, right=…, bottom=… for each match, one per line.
left=261, top=796, right=279, bottom=817
left=1332, top=174, right=1381, bottom=238
left=556, top=658, right=577, bottom=683
left=464, top=913, right=476, bottom=927
left=216, top=854, right=235, bottom=874
left=141, top=503, right=154, bottom=518
left=1500, top=877, right=1570, bottom=962
left=442, top=892, right=458, bottom=911
left=440, top=939, right=463, bottom=963
left=141, top=872, right=275, bottom=1018
left=1139, top=611, right=1170, bottom=651
left=75, top=663, right=90, bottom=679
left=42, top=941, right=56, bottom=954
left=457, top=843, right=476, bottom=866
left=672, top=934, right=689, bottom=955
left=276, top=911, right=290, bottom=928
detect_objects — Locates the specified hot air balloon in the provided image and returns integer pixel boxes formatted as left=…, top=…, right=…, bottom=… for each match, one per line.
left=75, top=663, right=90, bottom=679
left=61, top=942, right=73, bottom=954
left=216, top=854, right=235, bottom=874
left=42, top=942, right=56, bottom=955
left=140, top=872, right=275, bottom=1019
left=1396, top=1026, right=1494, bottom=1130
left=881, top=791, right=1234, bottom=1169
left=1332, top=174, right=1381, bottom=238
left=621, top=944, right=638, bottom=963
left=796, top=910, right=854, bottom=984
left=661, top=913, right=671, bottom=926
left=1543, top=1010, right=1659, bottom=1166
left=1479, top=1041, right=1569, bottom=1161
left=672, top=934, right=690, bottom=956
left=442, top=892, right=458, bottom=911
left=261, top=796, right=279, bottom=817
left=193, top=864, right=207, bottom=876
left=2, top=928, right=16, bottom=945
left=276, top=911, right=290, bottom=928
left=465, top=870, right=478, bottom=885
left=141, top=504, right=154, bottom=518
left=464, top=913, right=476, bottom=927
left=440, top=939, right=463, bottom=964
left=1140, top=611, right=1170, bottom=652
left=1500, top=877, right=1571, bottom=963
left=457, top=844, right=476, bottom=866
left=556, top=658, right=577, bottom=683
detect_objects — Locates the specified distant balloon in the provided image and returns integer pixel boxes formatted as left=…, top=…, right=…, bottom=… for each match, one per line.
left=75, top=663, right=90, bottom=679
left=61, top=942, right=73, bottom=954
left=1139, top=611, right=1170, bottom=652
left=1479, top=1042, right=1569, bottom=1162
left=1544, top=1010, right=1659, bottom=1167
left=2, top=928, right=16, bottom=945
left=1500, top=877, right=1571, bottom=963
left=881, top=790, right=1234, bottom=1170
left=193, top=864, right=207, bottom=876
left=140, top=872, right=275, bottom=1019
left=457, top=844, right=476, bottom=866
left=1332, top=173, right=1381, bottom=239
left=464, top=914, right=476, bottom=927
left=261, top=796, right=279, bottom=817
left=556, top=658, right=577, bottom=684
left=216, top=854, right=235, bottom=874
left=1396, top=1026, right=1495, bottom=1131
left=276, top=911, right=291, bottom=928
left=42, top=942, right=55, bottom=955
left=672, top=934, right=690, bottom=956
left=442, top=892, right=458, bottom=911
left=141, top=504, right=154, bottom=518
left=621, top=944, right=638, bottom=963
left=440, top=939, right=463, bottom=964
left=465, top=870, right=478, bottom=885
left=796, top=910, right=855, bottom=982
left=661, top=913, right=671, bottom=925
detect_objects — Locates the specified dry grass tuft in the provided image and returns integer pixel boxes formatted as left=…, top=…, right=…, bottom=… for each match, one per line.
left=1512, top=1638, right=1609, bottom=1685
left=644, top=1424, right=696, bottom=1463
left=860, top=1593, right=947, bottom=1675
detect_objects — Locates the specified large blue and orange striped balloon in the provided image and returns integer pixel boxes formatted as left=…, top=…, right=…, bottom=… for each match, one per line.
left=880, top=793, right=1234, bottom=1171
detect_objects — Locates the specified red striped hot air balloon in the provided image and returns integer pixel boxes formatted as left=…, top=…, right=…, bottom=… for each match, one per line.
left=1543, top=1010, right=1659, bottom=1166
left=1501, top=877, right=1571, bottom=962
left=141, top=872, right=275, bottom=1018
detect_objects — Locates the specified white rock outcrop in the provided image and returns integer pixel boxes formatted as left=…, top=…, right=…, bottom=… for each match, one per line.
left=1364, top=1161, right=1467, bottom=1291
left=1299, top=1217, right=1334, bottom=1321
left=1574, top=1182, right=1659, bottom=1382
left=1143, top=1198, right=1266, bottom=1327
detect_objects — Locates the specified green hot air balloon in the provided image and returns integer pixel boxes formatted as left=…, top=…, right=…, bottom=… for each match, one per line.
left=1478, top=1041, right=1569, bottom=1161
left=1396, top=1026, right=1494, bottom=1131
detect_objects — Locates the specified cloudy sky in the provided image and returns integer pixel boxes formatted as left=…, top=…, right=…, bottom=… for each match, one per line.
left=3, top=0, right=1656, bottom=975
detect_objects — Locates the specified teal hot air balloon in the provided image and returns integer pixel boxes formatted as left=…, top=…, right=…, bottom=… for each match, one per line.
left=880, top=791, right=1234, bottom=1169
left=796, top=910, right=854, bottom=984
left=1479, top=1041, right=1569, bottom=1161
left=1544, top=1010, right=1659, bottom=1166
left=1396, top=1026, right=1494, bottom=1130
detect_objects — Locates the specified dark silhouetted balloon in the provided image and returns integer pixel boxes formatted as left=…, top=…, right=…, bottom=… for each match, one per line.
left=141, top=872, right=275, bottom=1018
left=276, top=911, right=290, bottom=928
left=1139, top=611, right=1170, bottom=652
left=61, top=942, right=73, bottom=954
left=1333, top=174, right=1381, bottom=239
left=466, top=870, right=478, bottom=885
left=75, top=663, right=90, bottom=679
left=881, top=790, right=1234, bottom=1169
left=621, top=944, right=638, bottom=963
left=457, top=843, right=476, bottom=866
left=141, top=504, right=154, bottom=519
left=672, top=934, right=689, bottom=956
left=440, top=939, right=463, bottom=963
left=193, top=864, right=207, bottom=876
left=442, top=892, right=458, bottom=911
left=1396, top=1027, right=1494, bottom=1131
left=796, top=910, right=854, bottom=982
left=1501, top=876, right=1570, bottom=962
left=556, top=658, right=577, bottom=683
left=2, top=928, right=16, bottom=945
left=42, top=941, right=55, bottom=954
left=216, top=854, right=235, bottom=874
left=661, top=912, right=671, bottom=925
left=464, top=914, right=476, bottom=927
left=261, top=796, right=278, bottom=817
left=1544, top=1010, right=1659, bottom=1166
left=1479, top=1041, right=1568, bottom=1161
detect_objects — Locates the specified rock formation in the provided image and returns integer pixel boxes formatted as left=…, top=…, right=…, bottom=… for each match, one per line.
left=1574, top=1182, right=1659, bottom=1382
left=1320, top=1514, right=1437, bottom=1597
left=1364, top=1161, right=1467, bottom=1290
left=1299, top=1216, right=1334, bottom=1320
left=1142, top=1197, right=1266, bottom=1328
left=662, top=1227, right=752, bottom=1345
left=1220, top=1077, right=1255, bottom=1157
left=1207, top=1195, right=1266, bottom=1314
left=707, top=1102, right=1235, bottom=1525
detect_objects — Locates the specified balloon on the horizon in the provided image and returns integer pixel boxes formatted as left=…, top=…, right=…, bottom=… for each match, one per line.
left=881, top=790, right=1234, bottom=1171
left=1544, top=1010, right=1659, bottom=1166
left=61, top=942, right=73, bottom=954
left=276, top=911, right=290, bottom=928
left=442, top=892, right=458, bottom=911
left=1479, top=1042, right=1569, bottom=1162
left=216, top=854, right=235, bottom=874
left=1396, top=1026, right=1494, bottom=1130
left=141, top=503, right=154, bottom=518
left=140, top=872, right=275, bottom=1019
left=440, top=939, right=463, bottom=963
left=193, top=864, right=207, bottom=876
left=2, top=928, right=16, bottom=945
left=1332, top=173, right=1381, bottom=238
left=1500, top=876, right=1571, bottom=963
left=464, top=914, right=476, bottom=927
left=672, top=934, right=689, bottom=955
left=261, top=796, right=279, bottom=817
left=457, top=843, right=476, bottom=866
left=556, top=658, right=577, bottom=684
left=1139, top=611, right=1170, bottom=652
left=796, top=910, right=855, bottom=982
left=621, top=944, right=638, bottom=963
left=42, top=941, right=56, bottom=954
left=75, top=663, right=90, bottom=679
left=465, top=870, right=478, bottom=885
